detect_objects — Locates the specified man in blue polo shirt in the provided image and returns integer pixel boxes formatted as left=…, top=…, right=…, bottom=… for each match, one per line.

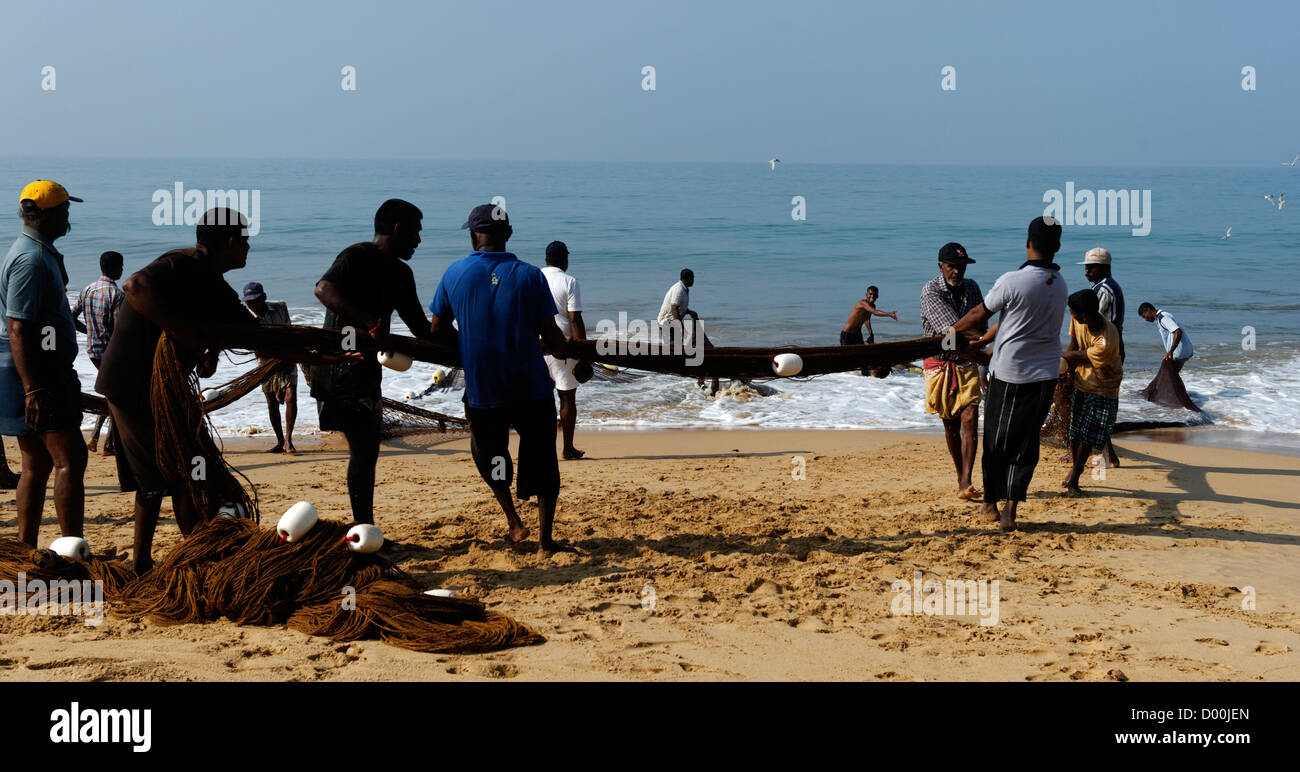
left=430, top=203, right=573, bottom=555
left=0, top=180, right=88, bottom=547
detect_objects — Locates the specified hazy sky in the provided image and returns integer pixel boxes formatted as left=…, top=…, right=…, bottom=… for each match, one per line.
left=1, top=0, right=1295, bottom=165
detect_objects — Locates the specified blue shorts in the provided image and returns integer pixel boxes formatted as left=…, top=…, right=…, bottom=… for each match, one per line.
left=0, top=364, right=82, bottom=436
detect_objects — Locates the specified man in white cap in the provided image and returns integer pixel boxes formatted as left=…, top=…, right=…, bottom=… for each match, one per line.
left=1080, top=247, right=1123, bottom=467
left=1081, top=248, right=1125, bottom=361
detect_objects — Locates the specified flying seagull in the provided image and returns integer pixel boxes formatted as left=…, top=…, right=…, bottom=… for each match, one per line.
left=1221, top=226, right=1231, bottom=239
left=1265, top=194, right=1285, bottom=210
left=1283, top=155, right=1299, bottom=167
left=769, top=158, right=780, bottom=171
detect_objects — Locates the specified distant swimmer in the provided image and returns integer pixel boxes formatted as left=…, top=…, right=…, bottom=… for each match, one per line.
left=840, top=285, right=898, bottom=346
left=769, top=158, right=780, bottom=171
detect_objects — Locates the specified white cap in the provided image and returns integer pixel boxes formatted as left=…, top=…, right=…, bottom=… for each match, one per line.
left=1079, top=247, right=1111, bottom=265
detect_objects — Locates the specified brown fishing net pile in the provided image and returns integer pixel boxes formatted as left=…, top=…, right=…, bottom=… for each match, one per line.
left=0, top=539, right=136, bottom=596
left=113, top=517, right=542, bottom=653
left=0, top=519, right=543, bottom=653
left=18, top=330, right=541, bottom=654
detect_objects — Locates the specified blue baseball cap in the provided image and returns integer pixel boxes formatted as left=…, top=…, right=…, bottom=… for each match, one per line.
left=242, top=281, right=266, bottom=301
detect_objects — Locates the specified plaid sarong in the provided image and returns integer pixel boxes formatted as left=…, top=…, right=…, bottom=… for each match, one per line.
left=1070, top=390, right=1118, bottom=449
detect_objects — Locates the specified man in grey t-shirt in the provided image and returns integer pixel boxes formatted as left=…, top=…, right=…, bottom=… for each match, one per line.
left=951, top=216, right=1067, bottom=532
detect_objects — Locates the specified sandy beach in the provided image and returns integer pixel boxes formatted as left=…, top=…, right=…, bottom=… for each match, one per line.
left=1, top=427, right=1296, bottom=682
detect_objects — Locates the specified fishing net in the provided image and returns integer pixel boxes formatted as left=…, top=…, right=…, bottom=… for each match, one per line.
left=0, top=520, right=543, bottom=654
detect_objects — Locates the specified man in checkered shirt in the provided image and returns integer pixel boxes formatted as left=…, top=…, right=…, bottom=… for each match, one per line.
left=72, top=251, right=125, bottom=455
left=919, top=242, right=988, bottom=501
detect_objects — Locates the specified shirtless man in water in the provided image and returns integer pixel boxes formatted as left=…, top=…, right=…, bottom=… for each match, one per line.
left=841, top=286, right=899, bottom=345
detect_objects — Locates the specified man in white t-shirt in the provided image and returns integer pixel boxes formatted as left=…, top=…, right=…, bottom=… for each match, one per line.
left=951, top=216, right=1068, bottom=532
left=542, top=241, right=587, bottom=460
left=658, top=268, right=718, bottom=394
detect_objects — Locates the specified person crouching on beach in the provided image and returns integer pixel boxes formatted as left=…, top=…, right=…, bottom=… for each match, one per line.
left=950, top=216, right=1068, bottom=532
left=430, top=204, right=574, bottom=555
left=1060, top=289, right=1122, bottom=497
left=918, top=242, right=986, bottom=501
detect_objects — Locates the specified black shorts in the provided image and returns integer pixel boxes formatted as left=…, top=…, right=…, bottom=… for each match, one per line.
left=317, top=396, right=381, bottom=434
left=839, top=330, right=864, bottom=346
left=465, top=398, right=560, bottom=500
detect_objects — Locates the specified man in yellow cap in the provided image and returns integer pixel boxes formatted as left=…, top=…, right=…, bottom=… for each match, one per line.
left=0, top=181, right=87, bottom=547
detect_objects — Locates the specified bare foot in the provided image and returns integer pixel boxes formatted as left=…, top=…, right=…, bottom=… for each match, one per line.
left=539, top=540, right=578, bottom=556
left=957, top=486, right=981, bottom=501
left=999, top=510, right=1017, bottom=532
left=1108, top=452, right=1120, bottom=468
left=562, top=447, right=585, bottom=460
left=266, top=444, right=284, bottom=454
left=1062, top=485, right=1087, bottom=498
left=980, top=502, right=1000, bottom=523
left=285, top=442, right=297, bottom=455
left=507, top=523, right=530, bottom=544
left=87, top=439, right=98, bottom=452
left=1056, top=451, right=1071, bottom=463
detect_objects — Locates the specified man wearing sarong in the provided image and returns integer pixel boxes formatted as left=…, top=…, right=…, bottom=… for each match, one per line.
left=1060, top=290, right=1122, bottom=497
left=951, top=217, right=1068, bottom=532
left=243, top=281, right=299, bottom=454
left=99, top=209, right=347, bottom=571
left=1078, top=247, right=1123, bottom=467
left=919, top=242, right=985, bottom=500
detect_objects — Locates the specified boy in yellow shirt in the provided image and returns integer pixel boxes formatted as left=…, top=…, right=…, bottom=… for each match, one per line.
left=1060, top=290, right=1122, bottom=496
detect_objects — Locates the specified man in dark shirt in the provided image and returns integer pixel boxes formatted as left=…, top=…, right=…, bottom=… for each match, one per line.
left=98, top=208, right=343, bottom=572
left=311, top=199, right=434, bottom=526
left=430, top=204, right=572, bottom=555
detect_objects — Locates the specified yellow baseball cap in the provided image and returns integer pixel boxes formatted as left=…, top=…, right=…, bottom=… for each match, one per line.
left=19, top=180, right=83, bottom=210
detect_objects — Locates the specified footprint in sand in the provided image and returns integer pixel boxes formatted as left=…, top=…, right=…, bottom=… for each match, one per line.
left=476, top=662, right=520, bottom=679
left=1255, top=642, right=1290, bottom=655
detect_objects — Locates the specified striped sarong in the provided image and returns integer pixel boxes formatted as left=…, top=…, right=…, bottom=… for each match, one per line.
left=982, top=376, right=1057, bottom=503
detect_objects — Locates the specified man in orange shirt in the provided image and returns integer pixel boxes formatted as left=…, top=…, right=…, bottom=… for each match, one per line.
left=1060, top=290, right=1122, bottom=497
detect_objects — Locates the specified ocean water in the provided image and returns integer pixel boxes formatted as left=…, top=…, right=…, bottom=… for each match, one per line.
left=2, top=157, right=1297, bottom=437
